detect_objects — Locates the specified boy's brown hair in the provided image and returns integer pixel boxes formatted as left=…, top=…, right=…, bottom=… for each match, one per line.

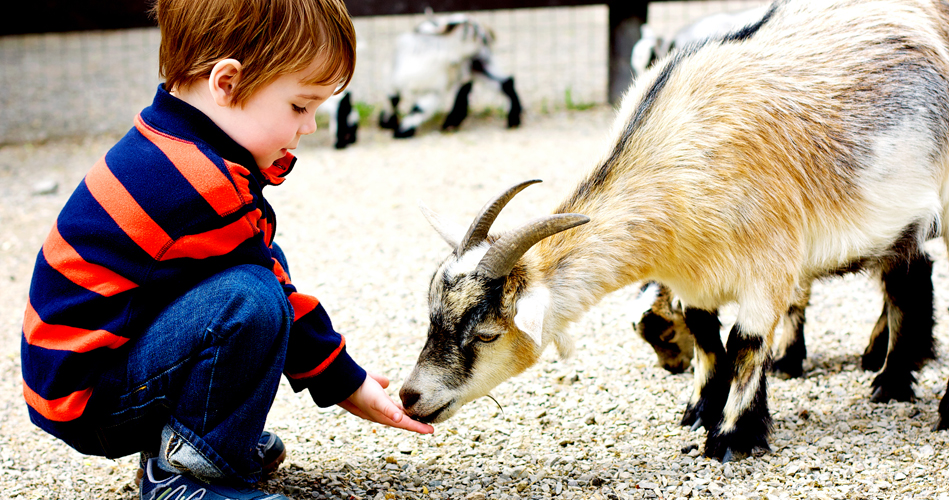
left=152, top=0, right=356, bottom=106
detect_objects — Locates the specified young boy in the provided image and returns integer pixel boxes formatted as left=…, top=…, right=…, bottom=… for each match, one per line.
left=20, top=0, right=433, bottom=498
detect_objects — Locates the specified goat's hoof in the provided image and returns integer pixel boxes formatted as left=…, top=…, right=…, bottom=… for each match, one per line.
left=870, top=384, right=914, bottom=403
left=861, top=351, right=886, bottom=372
left=379, top=114, right=399, bottom=130
left=770, top=358, right=804, bottom=379
left=680, top=405, right=700, bottom=427
left=394, top=127, right=416, bottom=139
left=690, top=417, right=705, bottom=432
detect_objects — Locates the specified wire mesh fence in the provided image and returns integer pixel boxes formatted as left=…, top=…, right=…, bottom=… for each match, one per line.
left=0, top=1, right=766, bottom=145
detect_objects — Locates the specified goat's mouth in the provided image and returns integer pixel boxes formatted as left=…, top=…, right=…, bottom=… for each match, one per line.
left=410, top=401, right=453, bottom=424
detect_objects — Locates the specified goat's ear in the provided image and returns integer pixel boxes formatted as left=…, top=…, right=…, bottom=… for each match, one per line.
left=514, top=285, right=550, bottom=347
left=419, top=200, right=464, bottom=250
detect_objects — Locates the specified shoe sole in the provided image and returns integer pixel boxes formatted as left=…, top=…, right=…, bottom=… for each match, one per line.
left=135, top=448, right=286, bottom=487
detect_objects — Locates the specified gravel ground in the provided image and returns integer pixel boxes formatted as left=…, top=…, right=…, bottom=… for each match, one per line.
left=2, top=108, right=949, bottom=500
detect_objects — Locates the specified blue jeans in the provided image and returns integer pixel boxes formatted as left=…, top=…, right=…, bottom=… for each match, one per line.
left=75, top=245, right=293, bottom=485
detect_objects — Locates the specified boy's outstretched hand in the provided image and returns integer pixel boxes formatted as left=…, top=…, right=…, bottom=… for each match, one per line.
left=338, top=372, right=435, bottom=434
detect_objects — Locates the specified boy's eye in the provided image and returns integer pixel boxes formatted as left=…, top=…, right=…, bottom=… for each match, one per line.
left=292, top=104, right=308, bottom=114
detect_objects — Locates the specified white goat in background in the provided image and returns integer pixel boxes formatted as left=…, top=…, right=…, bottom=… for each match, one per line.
left=379, top=12, right=522, bottom=138
left=402, top=0, right=949, bottom=463
left=632, top=5, right=769, bottom=79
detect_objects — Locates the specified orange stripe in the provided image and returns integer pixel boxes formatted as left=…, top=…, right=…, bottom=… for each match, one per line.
left=287, top=336, right=345, bottom=380
left=23, top=301, right=129, bottom=353
left=161, top=215, right=259, bottom=261
left=289, top=293, right=320, bottom=322
left=272, top=257, right=291, bottom=285
left=42, top=222, right=138, bottom=297
left=85, top=158, right=172, bottom=259
left=23, top=380, right=93, bottom=422
left=136, top=116, right=246, bottom=217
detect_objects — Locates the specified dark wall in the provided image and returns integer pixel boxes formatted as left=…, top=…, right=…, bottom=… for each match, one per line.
left=346, top=0, right=603, bottom=17
left=2, top=0, right=611, bottom=35
left=2, top=0, right=155, bottom=36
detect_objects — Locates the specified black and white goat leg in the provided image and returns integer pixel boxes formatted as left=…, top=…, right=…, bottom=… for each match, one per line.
left=472, top=57, right=522, bottom=128
left=770, top=285, right=810, bottom=379
left=699, top=290, right=787, bottom=462
left=870, top=251, right=936, bottom=403
left=680, top=307, right=724, bottom=428
left=396, top=93, right=441, bottom=138
left=332, top=91, right=358, bottom=149
left=862, top=303, right=890, bottom=372
left=703, top=319, right=775, bottom=462
left=379, top=94, right=401, bottom=130
left=442, top=81, right=473, bottom=130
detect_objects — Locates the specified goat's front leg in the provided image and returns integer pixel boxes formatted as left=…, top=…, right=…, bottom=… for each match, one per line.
left=702, top=323, right=774, bottom=461
left=701, top=296, right=782, bottom=462
left=770, top=283, right=811, bottom=379
left=681, top=308, right=725, bottom=428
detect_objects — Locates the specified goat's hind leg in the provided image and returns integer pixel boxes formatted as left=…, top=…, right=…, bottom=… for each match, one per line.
left=870, top=251, right=935, bottom=402
left=379, top=94, right=401, bottom=130
left=442, top=81, right=473, bottom=130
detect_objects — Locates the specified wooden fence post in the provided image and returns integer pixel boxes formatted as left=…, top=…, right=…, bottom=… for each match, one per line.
left=607, top=0, right=649, bottom=105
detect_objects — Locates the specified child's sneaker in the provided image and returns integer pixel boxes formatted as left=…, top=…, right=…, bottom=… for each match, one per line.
left=135, top=431, right=286, bottom=487
left=258, top=431, right=286, bottom=475
left=140, top=458, right=289, bottom=500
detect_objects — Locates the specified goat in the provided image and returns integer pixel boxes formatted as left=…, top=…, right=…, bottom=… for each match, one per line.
left=401, top=0, right=949, bottom=461
left=378, top=12, right=522, bottom=138
left=631, top=6, right=769, bottom=79
left=633, top=261, right=934, bottom=379
left=319, top=90, right=359, bottom=149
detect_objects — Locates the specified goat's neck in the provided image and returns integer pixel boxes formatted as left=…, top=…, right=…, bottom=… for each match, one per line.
left=525, top=188, right=671, bottom=340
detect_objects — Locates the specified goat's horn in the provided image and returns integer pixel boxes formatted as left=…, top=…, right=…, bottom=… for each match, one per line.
left=476, top=214, right=590, bottom=279
left=458, top=179, right=542, bottom=256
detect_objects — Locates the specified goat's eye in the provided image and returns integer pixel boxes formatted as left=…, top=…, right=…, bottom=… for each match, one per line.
left=476, top=333, right=500, bottom=343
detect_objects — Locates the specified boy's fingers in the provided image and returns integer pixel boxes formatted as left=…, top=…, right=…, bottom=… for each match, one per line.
left=370, top=372, right=390, bottom=389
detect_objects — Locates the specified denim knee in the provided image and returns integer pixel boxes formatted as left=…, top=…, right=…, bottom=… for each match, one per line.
left=203, top=264, right=292, bottom=348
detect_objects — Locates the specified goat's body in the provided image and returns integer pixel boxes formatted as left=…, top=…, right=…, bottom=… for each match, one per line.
left=535, top=0, right=949, bottom=457
left=546, top=0, right=949, bottom=318
left=403, top=0, right=949, bottom=457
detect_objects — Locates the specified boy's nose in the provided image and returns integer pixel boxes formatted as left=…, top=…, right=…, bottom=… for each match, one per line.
left=300, top=116, right=317, bottom=135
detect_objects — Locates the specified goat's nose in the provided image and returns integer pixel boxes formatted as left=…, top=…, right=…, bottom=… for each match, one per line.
left=400, top=388, right=421, bottom=409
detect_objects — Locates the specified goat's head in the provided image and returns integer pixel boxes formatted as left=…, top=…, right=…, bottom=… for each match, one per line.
left=400, top=180, right=589, bottom=423
left=631, top=282, right=694, bottom=374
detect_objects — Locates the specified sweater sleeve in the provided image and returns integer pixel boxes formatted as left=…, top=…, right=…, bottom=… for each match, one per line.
left=269, top=256, right=366, bottom=406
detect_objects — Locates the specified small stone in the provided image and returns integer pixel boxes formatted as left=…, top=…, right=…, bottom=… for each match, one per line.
left=31, top=180, right=58, bottom=196
left=585, top=414, right=597, bottom=425
left=708, top=482, right=725, bottom=496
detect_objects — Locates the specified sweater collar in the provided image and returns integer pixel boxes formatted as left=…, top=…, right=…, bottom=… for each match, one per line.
left=139, top=84, right=296, bottom=186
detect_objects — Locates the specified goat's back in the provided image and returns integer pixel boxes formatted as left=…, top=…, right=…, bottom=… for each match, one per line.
left=552, top=0, right=949, bottom=305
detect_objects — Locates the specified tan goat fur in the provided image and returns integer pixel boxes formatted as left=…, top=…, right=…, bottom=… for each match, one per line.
left=403, top=0, right=949, bottom=458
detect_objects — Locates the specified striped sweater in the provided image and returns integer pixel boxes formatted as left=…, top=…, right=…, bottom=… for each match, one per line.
left=22, top=85, right=366, bottom=435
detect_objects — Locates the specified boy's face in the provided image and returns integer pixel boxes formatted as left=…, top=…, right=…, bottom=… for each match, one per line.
left=216, top=56, right=338, bottom=169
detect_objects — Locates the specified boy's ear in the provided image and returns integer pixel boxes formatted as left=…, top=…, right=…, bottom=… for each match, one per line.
left=208, top=58, right=243, bottom=107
